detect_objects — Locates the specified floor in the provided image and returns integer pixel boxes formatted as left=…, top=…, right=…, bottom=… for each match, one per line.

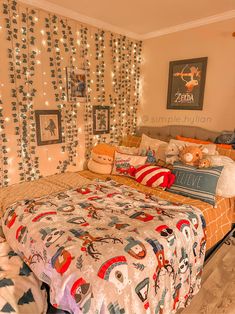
left=180, top=235, right=235, bottom=314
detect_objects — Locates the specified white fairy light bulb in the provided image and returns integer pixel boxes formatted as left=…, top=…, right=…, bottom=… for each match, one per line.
left=34, top=17, right=39, bottom=22
left=41, top=29, right=45, bottom=35
left=45, top=101, right=49, bottom=106
left=42, top=40, right=46, bottom=46
left=5, top=117, right=10, bottom=122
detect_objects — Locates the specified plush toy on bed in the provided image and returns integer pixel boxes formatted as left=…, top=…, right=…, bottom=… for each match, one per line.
left=88, top=143, right=116, bottom=174
left=179, top=146, right=211, bottom=168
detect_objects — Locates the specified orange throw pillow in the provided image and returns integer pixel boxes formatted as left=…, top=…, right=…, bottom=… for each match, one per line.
left=175, top=135, right=232, bottom=150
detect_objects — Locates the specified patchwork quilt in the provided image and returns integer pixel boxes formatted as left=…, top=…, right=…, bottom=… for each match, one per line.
left=0, top=231, right=47, bottom=314
left=2, top=179, right=206, bottom=314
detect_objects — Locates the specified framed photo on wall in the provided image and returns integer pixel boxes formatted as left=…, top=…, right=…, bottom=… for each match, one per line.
left=66, top=67, right=86, bottom=102
left=93, top=105, right=110, bottom=135
left=35, top=110, right=62, bottom=146
left=167, top=57, right=208, bottom=110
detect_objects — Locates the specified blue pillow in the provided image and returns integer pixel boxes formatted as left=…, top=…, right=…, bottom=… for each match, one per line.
left=167, top=162, right=223, bottom=205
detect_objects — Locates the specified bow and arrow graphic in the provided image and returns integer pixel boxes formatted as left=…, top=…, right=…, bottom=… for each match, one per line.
left=174, top=64, right=201, bottom=92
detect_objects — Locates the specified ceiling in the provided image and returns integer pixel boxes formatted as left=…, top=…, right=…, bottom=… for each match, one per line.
left=21, top=0, right=235, bottom=39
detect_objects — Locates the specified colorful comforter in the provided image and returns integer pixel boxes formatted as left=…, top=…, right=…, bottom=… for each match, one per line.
left=2, top=179, right=206, bottom=314
left=0, top=231, right=47, bottom=314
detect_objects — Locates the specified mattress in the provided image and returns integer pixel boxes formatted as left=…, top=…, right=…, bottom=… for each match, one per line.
left=79, top=170, right=234, bottom=251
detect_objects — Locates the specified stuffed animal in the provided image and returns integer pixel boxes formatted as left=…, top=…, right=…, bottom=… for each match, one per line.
left=88, top=143, right=116, bottom=174
left=179, top=146, right=203, bottom=167
left=165, top=143, right=181, bottom=164
left=198, top=158, right=212, bottom=168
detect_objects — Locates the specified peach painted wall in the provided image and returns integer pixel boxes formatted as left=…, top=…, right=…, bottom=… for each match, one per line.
left=139, top=18, right=235, bottom=132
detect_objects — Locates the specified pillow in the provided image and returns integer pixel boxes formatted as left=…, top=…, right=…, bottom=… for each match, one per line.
left=116, top=146, right=139, bottom=155
left=134, top=165, right=175, bottom=189
left=112, top=152, right=147, bottom=176
left=176, top=135, right=232, bottom=150
left=165, top=139, right=217, bottom=164
left=216, top=162, right=235, bottom=198
left=139, top=134, right=168, bottom=161
left=167, top=162, right=223, bottom=205
left=87, top=159, right=113, bottom=174
left=155, top=159, right=174, bottom=171
left=120, top=135, right=141, bottom=147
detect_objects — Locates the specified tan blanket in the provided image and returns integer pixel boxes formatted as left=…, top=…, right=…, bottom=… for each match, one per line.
left=0, top=172, right=91, bottom=215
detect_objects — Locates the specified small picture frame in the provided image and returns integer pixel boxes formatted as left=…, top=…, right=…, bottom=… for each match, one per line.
left=66, top=67, right=86, bottom=102
left=167, top=57, right=208, bottom=110
left=93, top=105, right=110, bottom=135
left=35, top=110, right=62, bottom=146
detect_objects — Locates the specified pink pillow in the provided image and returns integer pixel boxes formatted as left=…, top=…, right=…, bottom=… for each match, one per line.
left=134, top=165, right=175, bottom=189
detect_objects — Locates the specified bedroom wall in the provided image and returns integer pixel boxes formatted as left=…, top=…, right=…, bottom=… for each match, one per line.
left=139, top=18, right=235, bottom=132
left=0, top=0, right=141, bottom=186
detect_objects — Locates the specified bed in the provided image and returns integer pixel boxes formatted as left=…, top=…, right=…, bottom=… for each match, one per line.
left=0, top=125, right=234, bottom=314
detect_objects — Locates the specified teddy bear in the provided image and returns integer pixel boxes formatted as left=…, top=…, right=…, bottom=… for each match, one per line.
left=179, top=146, right=203, bottom=167
left=179, top=146, right=211, bottom=168
left=87, top=143, right=116, bottom=174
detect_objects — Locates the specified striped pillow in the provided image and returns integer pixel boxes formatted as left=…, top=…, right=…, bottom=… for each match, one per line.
left=135, top=165, right=176, bottom=189
left=167, top=162, right=223, bottom=205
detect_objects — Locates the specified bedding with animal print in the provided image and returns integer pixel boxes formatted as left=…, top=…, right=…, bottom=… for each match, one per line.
left=2, top=179, right=206, bottom=313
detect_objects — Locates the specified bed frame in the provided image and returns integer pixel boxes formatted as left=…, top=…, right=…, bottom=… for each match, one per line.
left=135, top=124, right=234, bottom=261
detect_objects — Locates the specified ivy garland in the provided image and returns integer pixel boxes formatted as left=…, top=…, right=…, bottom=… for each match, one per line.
left=3, top=0, right=40, bottom=185
left=1, top=0, right=142, bottom=186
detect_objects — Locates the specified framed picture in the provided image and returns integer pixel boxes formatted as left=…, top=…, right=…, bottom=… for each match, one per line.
left=66, top=67, right=86, bottom=102
left=167, top=57, right=208, bottom=110
left=93, top=106, right=110, bottom=135
left=35, top=110, right=62, bottom=146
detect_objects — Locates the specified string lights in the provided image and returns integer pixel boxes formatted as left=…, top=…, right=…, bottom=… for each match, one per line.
left=0, top=0, right=142, bottom=187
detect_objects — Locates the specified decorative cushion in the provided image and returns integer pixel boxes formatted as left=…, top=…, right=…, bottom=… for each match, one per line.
left=139, top=134, right=168, bottom=161
left=167, top=162, right=223, bottom=205
left=112, top=152, right=147, bottom=176
left=216, top=162, right=235, bottom=198
left=120, top=135, right=141, bottom=147
left=88, top=159, right=113, bottom=174
left=134, top=165, right=175, bottom=189
left=165, top=139, right=217, bottom=164
left=91, top=143, right=116, bottom=165
left=176, top=135, right=232, bottom=150
left=116, top=146, right=139, bottom=155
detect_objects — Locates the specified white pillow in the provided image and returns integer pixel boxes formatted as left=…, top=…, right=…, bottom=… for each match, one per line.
left=139, top=134, right=168, bottom=161
left=165, top=139, right=217, bottom=164
left=216, top=162, right=235, bottom=197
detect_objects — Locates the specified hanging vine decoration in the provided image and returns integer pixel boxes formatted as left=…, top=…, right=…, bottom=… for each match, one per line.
left=0, top=98, right=8, bottom=186
left=3, top=0, right=40, bottom=184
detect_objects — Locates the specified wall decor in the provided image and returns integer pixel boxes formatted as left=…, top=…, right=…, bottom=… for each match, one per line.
left=167, top=57, right=208, bottom=110
left=66, top=67, right=87, bottom=102
left=35, top=110, right=62, bottom=146
left=0, top=0, right=142, bottom=187
left=93, top=106, right=110, bottom=135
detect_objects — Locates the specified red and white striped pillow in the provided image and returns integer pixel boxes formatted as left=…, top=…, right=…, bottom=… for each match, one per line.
left=134, top=165, right=175, bottom=189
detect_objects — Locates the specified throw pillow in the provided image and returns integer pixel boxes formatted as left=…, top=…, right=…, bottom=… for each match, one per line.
left=112, top=152, right=147, bottom=176
left=167, top=162, right=223, bottom=205
left=134, top=165, right=175, bottom=189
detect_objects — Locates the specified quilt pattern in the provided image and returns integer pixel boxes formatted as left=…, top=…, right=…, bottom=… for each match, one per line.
left=2, top=179, right=206, bottom=314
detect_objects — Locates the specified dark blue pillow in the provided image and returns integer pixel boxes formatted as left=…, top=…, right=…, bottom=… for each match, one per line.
left=167, top=162, right=223, bottom=205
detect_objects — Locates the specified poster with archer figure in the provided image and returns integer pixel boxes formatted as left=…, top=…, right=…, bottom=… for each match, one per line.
left=167, top=57, right=207, bottom=110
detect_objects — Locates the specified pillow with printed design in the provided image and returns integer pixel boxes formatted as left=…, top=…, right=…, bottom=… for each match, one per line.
left=139, top=134, right=168, bottom=162
left=134, top=164, right=176, bottom=189
left=167, top=162, right=223, bottom=205
left=112, top=152, right=147, bottom=177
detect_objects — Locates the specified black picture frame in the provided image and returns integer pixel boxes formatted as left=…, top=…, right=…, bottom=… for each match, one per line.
left=167, top=57, right=208, bottom=110
left=66, top=67, right=87, bottom=103
left=35, top=110, right=62, bottom=146
left=93, top=105, right=110, bottom=135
